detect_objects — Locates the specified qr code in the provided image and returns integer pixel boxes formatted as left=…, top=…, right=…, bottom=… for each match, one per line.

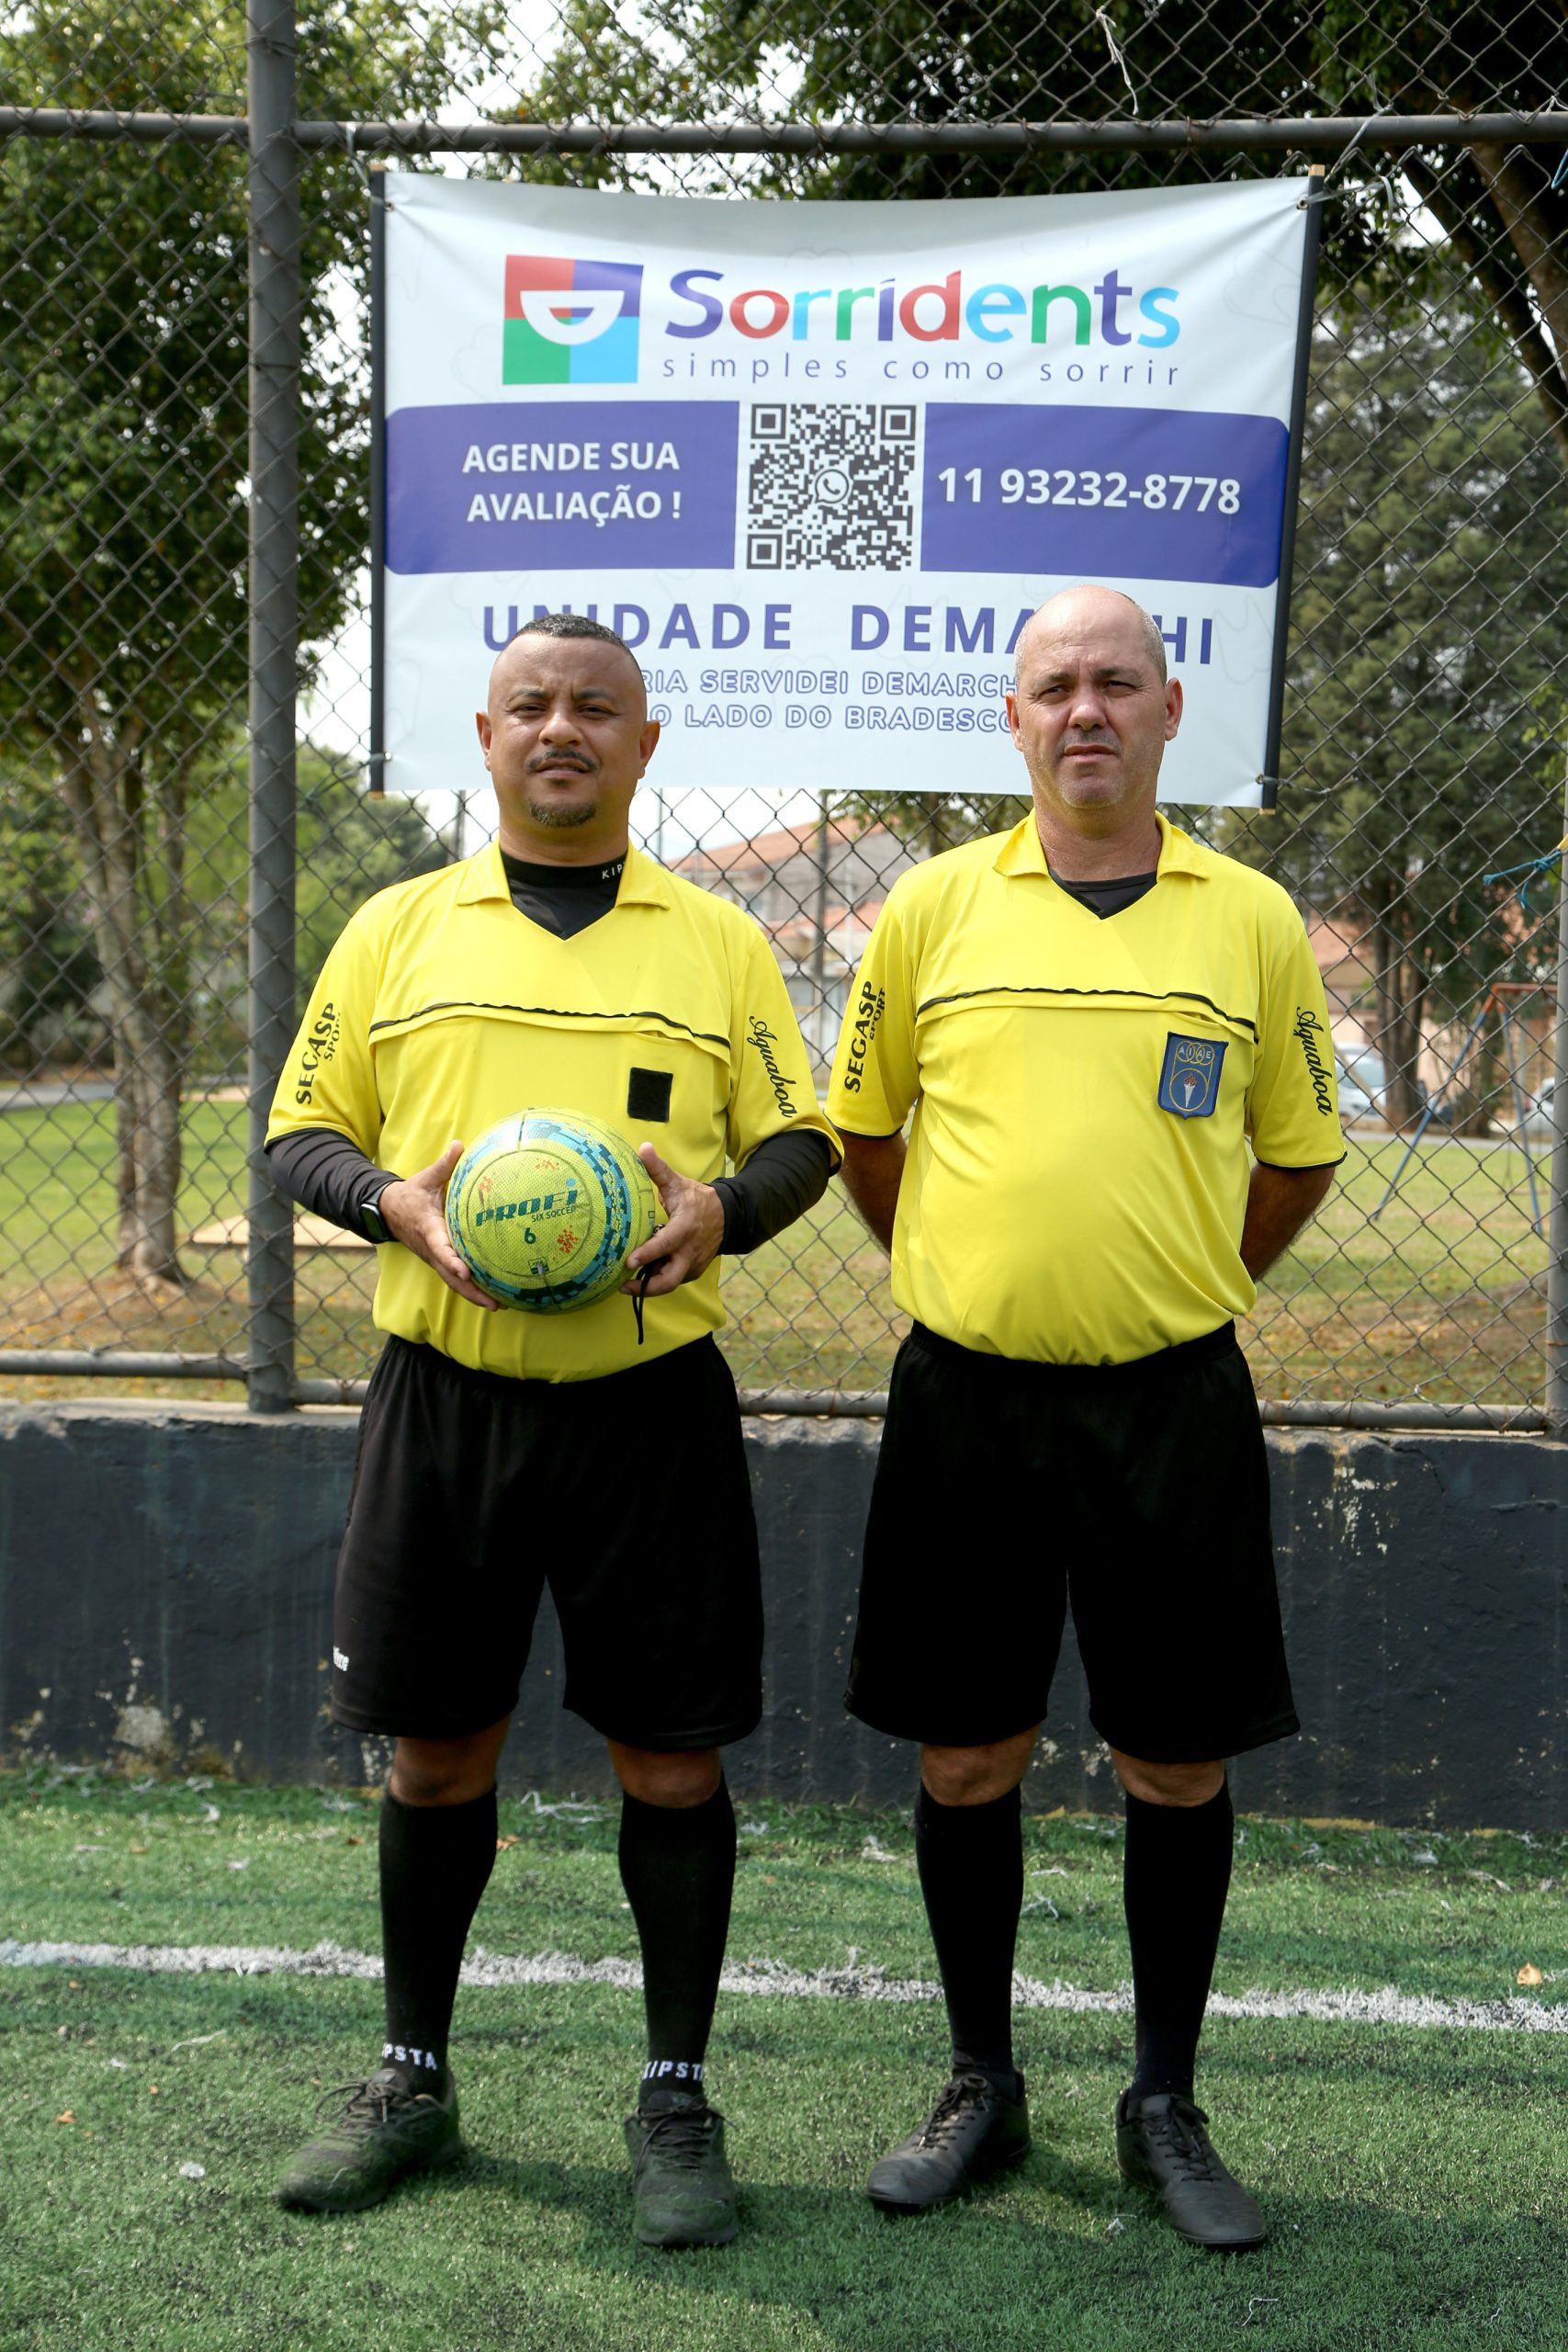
left=746, top=403, right=918, bottom=571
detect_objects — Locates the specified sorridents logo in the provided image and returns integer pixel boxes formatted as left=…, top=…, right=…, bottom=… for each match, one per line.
left=503, top=254, right=643, bottom=385
left=663, top=266, right=1180, bottom=351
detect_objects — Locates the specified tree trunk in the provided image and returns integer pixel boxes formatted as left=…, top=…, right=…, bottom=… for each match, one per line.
left=121, top=1031, right=184, bottom=1279
left=115, top=1065, right=137, bottom=1239
left=58, top=685, right=186, bottom=1286
left=1447, top=1016, right=1496, bottom=1140
left=1370, top=880, right=1427, bottom=1130
left=1470, top=143, right=1568, bottom=390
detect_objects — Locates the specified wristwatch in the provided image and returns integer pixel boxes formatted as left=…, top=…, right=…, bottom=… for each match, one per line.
left=360, top=1188, right=393, bottom=1246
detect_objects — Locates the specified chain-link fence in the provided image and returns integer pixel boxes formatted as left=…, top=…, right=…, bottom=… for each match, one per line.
left=2, top=1, right=1565, bottom=1429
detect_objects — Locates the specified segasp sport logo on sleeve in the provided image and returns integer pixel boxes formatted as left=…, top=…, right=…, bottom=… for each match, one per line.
left=1157, top=1032, right=1225, bottom=1119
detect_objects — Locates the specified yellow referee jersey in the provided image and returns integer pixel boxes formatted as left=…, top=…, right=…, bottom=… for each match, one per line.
left=826, top=812, right=1342, bottom=1366
left=269, top=842, right=838, bottom=1381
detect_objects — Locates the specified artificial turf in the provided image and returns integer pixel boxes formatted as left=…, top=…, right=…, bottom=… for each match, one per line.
left=3, top=1770, right=1567, bottom=2350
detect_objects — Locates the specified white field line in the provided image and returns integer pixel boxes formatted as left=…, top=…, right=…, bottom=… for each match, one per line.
left=0, top=1938, right=1564, bottom=2037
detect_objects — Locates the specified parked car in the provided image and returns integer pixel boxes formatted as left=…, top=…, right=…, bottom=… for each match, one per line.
left=1337, top=1044, right=1387, bottom=1102
left=1332, top=1046, right=1455, bottom=1129
left=1333, top=1045, right=1386, bottom=1125
left=1333, top=1058, right=1377, bottom=1125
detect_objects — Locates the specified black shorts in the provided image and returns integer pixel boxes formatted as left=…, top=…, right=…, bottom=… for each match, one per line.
left=847, top=1321, right=1297, bottom=1763
left=332, top=1334, right=762, bottom=1749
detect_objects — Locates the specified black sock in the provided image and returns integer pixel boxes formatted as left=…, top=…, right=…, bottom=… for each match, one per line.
left=378, top=1785, right=498, bottom=2093
left=915, top=1781, right=1023, bottom=2091
left=618, top=1781, right=736, bottom=2109
left=1123, top=1779, right=1234, bottom=2103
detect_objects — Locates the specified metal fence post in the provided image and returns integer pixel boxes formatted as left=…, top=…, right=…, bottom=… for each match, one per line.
left=244, top=0, right=299, bottom=1412
left=809, top=796, right=829, bottom=1064
left=1546, top=762, right=1568, bottom=1438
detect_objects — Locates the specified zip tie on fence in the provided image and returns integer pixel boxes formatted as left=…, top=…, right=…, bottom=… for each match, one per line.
left=1483, top=838, right=1568, bottom=918
left=342, top=119, right=372, bottom=195
left=1092, top=10, right=1140, bottom=118
left=1303, top=107, right=1391, bottom=205
left=1551, top=150, right=1568, bottom=191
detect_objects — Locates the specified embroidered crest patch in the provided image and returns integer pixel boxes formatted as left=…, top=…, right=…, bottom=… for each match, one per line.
left=1157, top=1032, right=1226, bottom=1119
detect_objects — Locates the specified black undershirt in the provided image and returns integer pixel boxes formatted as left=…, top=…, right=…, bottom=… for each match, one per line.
left=265, top=850, right=835, bottom=1252
left=1055, top=868, right=1159, bottom=919
left=502, top=848, right=626, bottom=939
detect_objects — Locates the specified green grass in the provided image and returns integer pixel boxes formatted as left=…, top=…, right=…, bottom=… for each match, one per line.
left=0, top=1102, right=1551, bottom=1407
left=4, top=1772, right=1568, bottom=2349
left=0, top=1100, right=249, bottom=1270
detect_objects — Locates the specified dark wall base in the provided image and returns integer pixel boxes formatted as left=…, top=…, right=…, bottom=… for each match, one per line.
left=1, top=1402, right=1562, bottom=1826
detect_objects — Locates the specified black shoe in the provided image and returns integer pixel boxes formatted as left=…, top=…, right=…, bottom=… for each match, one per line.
left=866, top=2070, right=1030, bottom=2212
left=1116, top=2089, right=1267, bottom=2250
left=277, top=2067, right=462, bottom=2213
left=624, top=2092, right=739, bottom=2248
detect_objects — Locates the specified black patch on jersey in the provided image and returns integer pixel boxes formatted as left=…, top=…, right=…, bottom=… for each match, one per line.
left=627, top=1068, right=672, bottom=1123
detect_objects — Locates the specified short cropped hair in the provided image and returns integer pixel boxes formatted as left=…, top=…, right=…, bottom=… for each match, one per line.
left=510, top=611, right=644, bottom=679
left=1014, top=588, right=1168, bottom=685
left=1129, top=599, right=1168, bottom=684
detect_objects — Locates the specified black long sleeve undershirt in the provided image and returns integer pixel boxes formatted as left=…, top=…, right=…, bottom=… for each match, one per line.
left=265, top=1125, right=400, bottom=1241
left=711, top=1127, right=835, bottom=1253
left=265, top=1123, right=833, bottom=1255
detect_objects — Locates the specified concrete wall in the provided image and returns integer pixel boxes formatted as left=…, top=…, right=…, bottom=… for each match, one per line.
left=1, top=1399, right=1563, bottom=1826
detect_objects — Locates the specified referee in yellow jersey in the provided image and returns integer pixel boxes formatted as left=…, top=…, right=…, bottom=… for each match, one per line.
left=264, top=614, right=838, bottom=2246
left=826, top=584, right=1340, bottom=2250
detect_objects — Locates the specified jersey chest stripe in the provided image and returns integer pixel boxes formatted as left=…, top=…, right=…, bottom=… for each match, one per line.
left=367, top=999, right=729, bottom=1049
left=913, top=983, right=1259, bottom=1043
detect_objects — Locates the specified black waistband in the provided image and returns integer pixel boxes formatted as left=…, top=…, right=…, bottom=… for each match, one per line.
left=907, top=1319, right=1238, bottom=1376
left=378, top=1329, right=719, bottom=1401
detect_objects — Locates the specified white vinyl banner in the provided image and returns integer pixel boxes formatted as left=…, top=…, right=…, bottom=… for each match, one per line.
left=378, top=175, right=1314, bottom=808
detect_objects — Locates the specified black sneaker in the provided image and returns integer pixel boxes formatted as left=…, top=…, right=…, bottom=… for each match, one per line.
left=1115, top=2089, right=1267, bottom=2249
left=866, top=2070, right=1030, bottom=2212
left=624, top=2092, right=739, bottom=2248
left=277, top=2067, right=462, bottom=2213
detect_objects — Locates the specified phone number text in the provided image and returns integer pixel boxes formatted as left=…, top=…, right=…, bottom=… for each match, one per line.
left=935, top=468, right=1242, bottom=513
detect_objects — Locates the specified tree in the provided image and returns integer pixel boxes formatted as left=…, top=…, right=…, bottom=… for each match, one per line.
left=1258, top=268, right=1568, bottom=1126
left=0, top=1, right=496, bottom=1282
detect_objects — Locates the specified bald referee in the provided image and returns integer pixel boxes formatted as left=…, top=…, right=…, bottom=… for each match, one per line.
left=264, top=614, right=838, bottom=2246
left=827, top=584, right=1340, bottom=2250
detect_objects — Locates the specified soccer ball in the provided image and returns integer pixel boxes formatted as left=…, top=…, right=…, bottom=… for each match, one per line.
left=444, top=1107, right=661, bottom=1312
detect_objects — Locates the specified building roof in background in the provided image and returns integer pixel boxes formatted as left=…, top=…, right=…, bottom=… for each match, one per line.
left=674, top=819, right=900, bottom=876
left=1307, top=911, right=1368, bottom=977
left=770, top=899, right=884, bottom=963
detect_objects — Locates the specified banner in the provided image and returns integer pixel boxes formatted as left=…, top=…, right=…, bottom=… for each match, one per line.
left=375, top=176, right=1317, bottom=808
